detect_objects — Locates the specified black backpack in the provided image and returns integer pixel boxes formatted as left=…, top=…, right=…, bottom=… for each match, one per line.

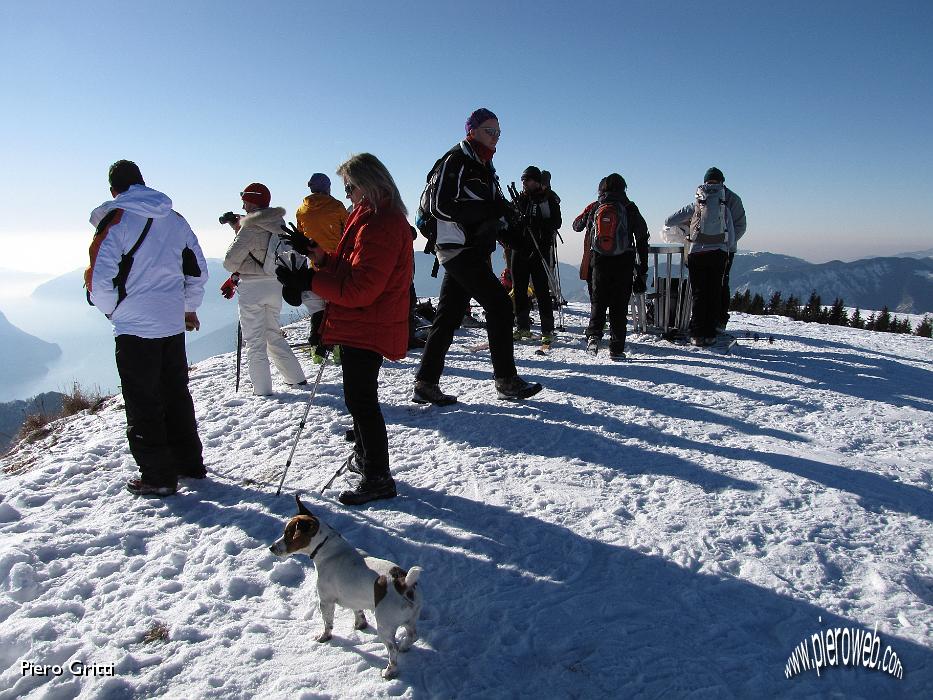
left=415, top=153, right=447, bottom=276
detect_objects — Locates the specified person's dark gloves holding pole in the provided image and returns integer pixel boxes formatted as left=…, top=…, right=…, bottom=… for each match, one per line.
left=276, top=255, right=314, bottom=307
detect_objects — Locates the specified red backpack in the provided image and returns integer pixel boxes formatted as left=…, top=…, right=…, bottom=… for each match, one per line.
left=590, top=202, right=632, bottom=256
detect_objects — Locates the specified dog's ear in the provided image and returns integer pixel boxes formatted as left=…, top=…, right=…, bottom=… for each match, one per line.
left=295, top=492, right=313, bottom=516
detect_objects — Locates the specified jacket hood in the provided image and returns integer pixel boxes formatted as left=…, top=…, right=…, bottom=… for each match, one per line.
left=89, top=185, right=173, bottom=226
left=239, top=206, right=287, bottom=233
left=301, top=193, right=345, bottom=212
left=598, top=191, right=630, bottom=206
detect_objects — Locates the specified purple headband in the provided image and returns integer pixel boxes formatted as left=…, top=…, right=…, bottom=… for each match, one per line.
left=465, top=107, right=498, bottom=134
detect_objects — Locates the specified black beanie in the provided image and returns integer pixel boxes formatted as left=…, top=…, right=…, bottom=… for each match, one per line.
left=704, top=167, right=725, bottom=183
left=521, top=165, right=542, bottom=182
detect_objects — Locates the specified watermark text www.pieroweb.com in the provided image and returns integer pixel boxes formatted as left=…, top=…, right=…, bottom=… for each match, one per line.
left=785, top=618, right=904, bottom=680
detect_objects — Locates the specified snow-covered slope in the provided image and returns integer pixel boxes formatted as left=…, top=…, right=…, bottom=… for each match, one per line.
left=1, top=306, right=931, bottom=698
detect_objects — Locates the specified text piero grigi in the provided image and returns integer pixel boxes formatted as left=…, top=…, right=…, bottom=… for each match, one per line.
left=785, top=621, right=903, bottom=680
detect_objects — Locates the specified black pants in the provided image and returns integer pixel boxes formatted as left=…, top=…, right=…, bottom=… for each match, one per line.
left=511, top=248, right=554, bottom=335
left=688, top=250, right=728, bottom=339
left=115, top=333, right=203, bottom=487
left=341, top=345, right=390, bottom=479
left=308, top=310, right=325, bottom=346
left=417, top=248, right=516, bottom=383
left=586, top=252, right=635, bottom=354
left=720, top=252, right=735, bottom=328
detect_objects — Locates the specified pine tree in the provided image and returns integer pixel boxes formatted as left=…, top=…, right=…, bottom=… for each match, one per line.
left=900, top=318, right=913, bottom=334
left=783, top=295, right=801, bottom=320
left=916, top=316, right=932, bottom=338
left=828, top=298, right=847, bottom=326
left=865, top=312, right=877, bottom=331
left=730, top=291, right=745, bottom=312
left=741, top=289, right=752, bottom=312
left=766, top=291, right=783, bottom=315
left=875, top=306, right=891, bottom=333
left=802, top=291, right=822, bottom=322
left=849, top=308, right=865, bottom=329
left=749, top=293, right=765, bottom=315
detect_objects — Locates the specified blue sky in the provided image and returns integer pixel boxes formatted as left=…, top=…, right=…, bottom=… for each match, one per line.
left=0, top=0, right=930, bottom=276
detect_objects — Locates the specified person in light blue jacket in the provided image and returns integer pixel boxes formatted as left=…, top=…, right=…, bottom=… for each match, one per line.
left=665, top=167, right=746, bottom=341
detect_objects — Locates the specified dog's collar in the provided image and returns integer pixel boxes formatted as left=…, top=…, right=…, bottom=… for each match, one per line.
left=308, top=536, right=330, bottom=560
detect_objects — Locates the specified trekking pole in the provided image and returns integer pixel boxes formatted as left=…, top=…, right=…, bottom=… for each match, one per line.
left=275, top=348, right=329, bottom=496
left=235, top=322, right=243, bottom=392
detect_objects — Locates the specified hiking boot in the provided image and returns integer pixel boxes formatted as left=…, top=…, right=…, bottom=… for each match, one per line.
left=126, top=479, right=177, bottom=497
left=541, top=333, right=554, bottom=345
left=344, top=428, right=356, bottom=442
left=586, top=337, right=600, bottom=355
left=495, top=375, right=543, bottom=400
left=609, top=350, right=626, bottom=361
left=513, top=329, right=533, bottom=341
left=338, top=475, right=397, bottom=506
left=412, top=380, right=457, bottom=406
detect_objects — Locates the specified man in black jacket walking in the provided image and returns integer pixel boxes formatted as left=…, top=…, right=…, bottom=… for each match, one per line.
left=414, top=108, right=542, bottom=404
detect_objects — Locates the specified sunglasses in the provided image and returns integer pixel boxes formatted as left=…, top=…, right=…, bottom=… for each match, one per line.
left=480, top=126, right=501, bottom=138
left=344, top=182, right=357, bottom=197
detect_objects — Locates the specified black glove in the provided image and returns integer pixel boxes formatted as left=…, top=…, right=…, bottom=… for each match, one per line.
left=276, top=259, right=314, bottom=307
left=632, top=274, right=647, bottom=295
left=279, top=223, right=317, bottom=256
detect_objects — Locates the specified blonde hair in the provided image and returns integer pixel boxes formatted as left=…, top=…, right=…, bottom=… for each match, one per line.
left=336, top=153, right=408, bottom=217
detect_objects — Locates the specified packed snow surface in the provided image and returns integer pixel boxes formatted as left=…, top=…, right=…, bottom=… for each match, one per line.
left=1, top=306, right=931, bottom=698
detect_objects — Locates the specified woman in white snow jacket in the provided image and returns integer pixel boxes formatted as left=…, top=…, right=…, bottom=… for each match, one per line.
left=222, top=183, right=306, bottom=395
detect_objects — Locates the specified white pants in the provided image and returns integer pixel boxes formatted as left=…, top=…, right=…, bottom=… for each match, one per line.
left=237, top=277, right=306, bottom=395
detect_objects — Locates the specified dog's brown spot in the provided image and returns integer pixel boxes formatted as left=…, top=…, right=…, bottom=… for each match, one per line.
left=374, top=575, right=388, bottom=607
left=388, top=566, right=409, bottom=595
left=284, top=515, right=319, bottom=553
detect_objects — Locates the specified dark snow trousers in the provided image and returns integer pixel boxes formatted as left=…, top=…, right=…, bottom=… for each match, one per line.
left=417, top=248, right=517, bottom=383
left=340, top=345, right=390, bottom=479
left=510, top=248, right=555, bottom=335
left=586, top=252, right=635, bottom=354
left=719, top=252, right=735, bottom=328
left=115, top=333, right=203, bottom=488
left=688, top=250, right=728, bottom=339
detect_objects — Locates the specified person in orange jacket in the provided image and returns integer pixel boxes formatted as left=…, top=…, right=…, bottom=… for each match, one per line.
left=295, top=173, right=348, bottom=358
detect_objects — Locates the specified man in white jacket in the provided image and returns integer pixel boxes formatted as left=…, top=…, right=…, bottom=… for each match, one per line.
left=221, top=183, right=306, bottom=395
left=86, top=160, right=208, bottom=497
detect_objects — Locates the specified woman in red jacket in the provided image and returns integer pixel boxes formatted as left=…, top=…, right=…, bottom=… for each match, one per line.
left=278, top=153, right=413, bottom=505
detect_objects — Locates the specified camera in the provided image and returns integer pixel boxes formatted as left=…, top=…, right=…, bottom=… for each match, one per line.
left=219, top=211, right=240, bottom=225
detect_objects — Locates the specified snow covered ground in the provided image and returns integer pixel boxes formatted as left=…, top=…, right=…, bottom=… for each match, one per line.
left=1, top=305, right=931, bottom=698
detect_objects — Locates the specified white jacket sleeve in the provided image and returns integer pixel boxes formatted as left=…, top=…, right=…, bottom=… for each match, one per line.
left=182, top=222, right=208, bottom=313
left=89, top=220, right=125, bottom=316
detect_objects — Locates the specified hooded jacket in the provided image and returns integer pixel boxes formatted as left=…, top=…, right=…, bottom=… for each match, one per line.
left=311, top=200, right=414, bottom=360
left=512, top=189, right=562, bottom=257
left=223, top=207, right=287, bottom=279
left=86, top=184, right=207, bottom=338
left=572, top=192, right=649, bottom=280
left=664, top=185, right=746, bottom=254
left=296, top=193, right=347, bottom=253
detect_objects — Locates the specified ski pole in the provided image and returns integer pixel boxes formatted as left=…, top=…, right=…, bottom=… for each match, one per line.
left=275, top=348, right=329, bottom=496
left=235, top=322, right=243, bottom=392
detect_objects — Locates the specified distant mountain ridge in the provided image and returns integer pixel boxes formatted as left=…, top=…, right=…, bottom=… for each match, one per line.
left=729, top=252, right=933, bottom=314
left=0, top=310, right=61, bottom=388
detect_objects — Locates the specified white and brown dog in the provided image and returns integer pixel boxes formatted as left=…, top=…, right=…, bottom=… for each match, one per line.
left=269, top=494, right=423, bottom=679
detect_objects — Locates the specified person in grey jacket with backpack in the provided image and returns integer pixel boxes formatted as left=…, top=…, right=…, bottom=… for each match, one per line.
left=222, top=183, right=306, bottom=395
left=573, top=173, right=649, bottom=360
left=665, top=167, right=746, bottom=344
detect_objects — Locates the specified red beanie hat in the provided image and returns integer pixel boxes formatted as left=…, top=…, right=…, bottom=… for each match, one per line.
left=241, top=182, right=271, bottom=208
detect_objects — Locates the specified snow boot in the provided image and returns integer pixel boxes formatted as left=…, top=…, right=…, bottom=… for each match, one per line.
left=513, top=328, right=533, bottom=341
left=609, top=350, right=626, bottom=361
left=412, top=380, right=457, bottom=406
left=126, top=479, right=177, bottom=497
left=338, top=475, right=397, bottom=506
left=586, top=337, right=600, bottom=355
left=495, top=375, right=543, bottom=400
